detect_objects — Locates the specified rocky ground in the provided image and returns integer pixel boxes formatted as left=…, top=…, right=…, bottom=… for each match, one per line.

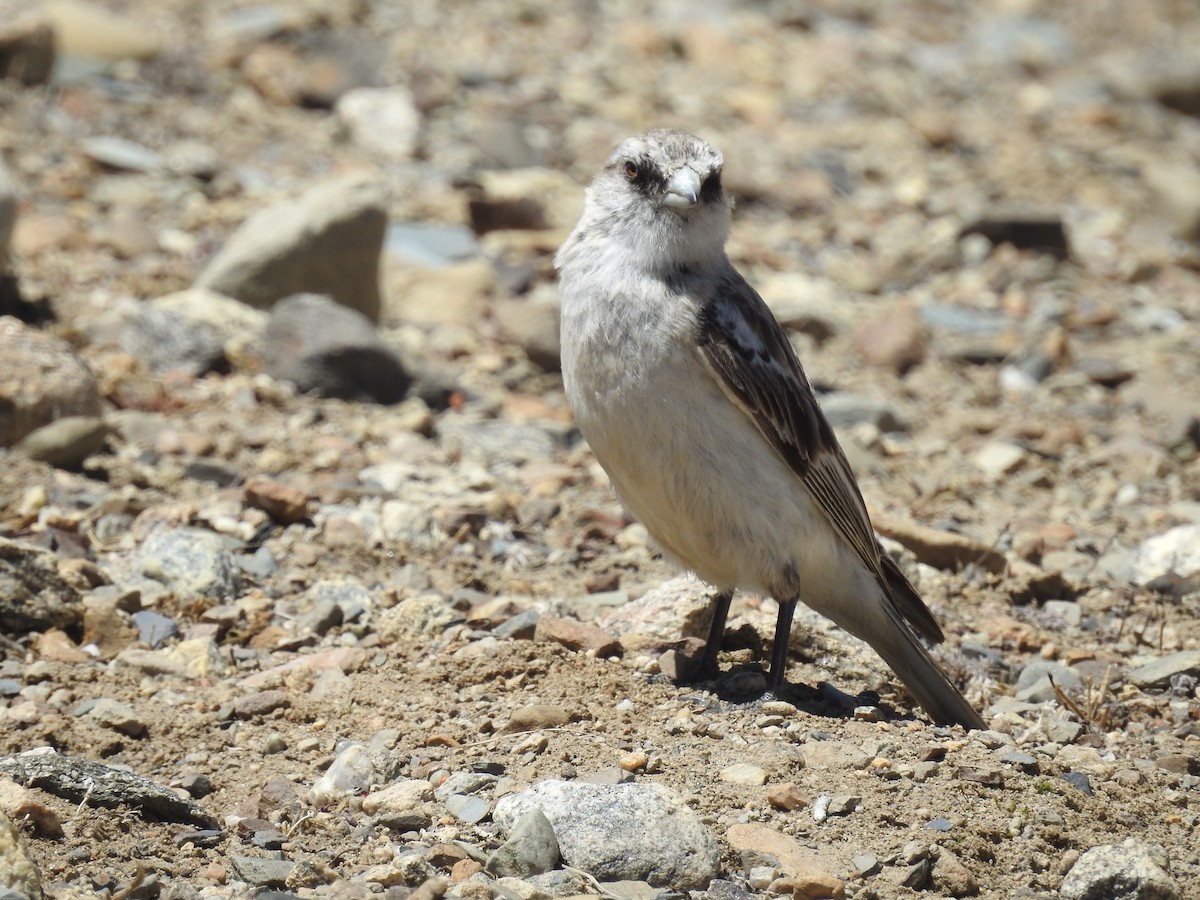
left=1, top=1, right=1199, bottom=898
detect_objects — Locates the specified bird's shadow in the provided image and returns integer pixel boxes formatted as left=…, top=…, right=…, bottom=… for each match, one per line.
left=653, top=660, right=926, bottom=728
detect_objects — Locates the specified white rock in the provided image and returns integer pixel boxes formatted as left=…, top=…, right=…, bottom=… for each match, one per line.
left=719, top=763, right=768, bottom=786
left=310, top=744, right=376, bottom=806
left=1130, top=524, right=1200, bottom=585
left=971, top=440, right=1027, bottom=476
left=336, top=86, right=421, bottom=160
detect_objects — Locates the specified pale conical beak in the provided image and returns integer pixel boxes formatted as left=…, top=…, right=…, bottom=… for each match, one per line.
left=662, top=167, right=701, bottom=209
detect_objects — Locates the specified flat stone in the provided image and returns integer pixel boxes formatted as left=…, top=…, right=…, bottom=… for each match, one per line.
left=492, top=296, right=561, bottom=372
left=143, top=288, right=270, bottom=369
left=719, top=763, right=768, bottom=786
left=0, top=748, right=215, bottom=826
left=229, top=855, right=295, bottom=887
left=955, top=766, right=1004, bottom=788
left=119, top=305, right=226, bottom=376
left=233, top=689, right=290, bottom=719
left=1129, top=649, right=1200, bottom=689
left=505, top=704, right=570, bottom=731
left=130, top=610, right=177, bottom=648
left=1060, top=773, right=1093, bottom=795
left=597, top=575, right=716, bottom=644
left=726, top=823, right=843, bottom=898
left=444, top=793, right=490, bottom=824
left=799, top=741, right=872, bottom=771
left=535, top=616, right=622, bottom=657
left=385, top=221, right=480, bottom=268
left=13, top=415, right=111, bottom=469
left=1044, top=719, right=1085, bottom=745
left=80, top=136, right=164, bottom=173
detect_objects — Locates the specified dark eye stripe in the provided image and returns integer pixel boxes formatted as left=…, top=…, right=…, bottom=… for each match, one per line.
left=619, top=158, right=663, bottom=195
left=700, top=169, right=723, bottom=201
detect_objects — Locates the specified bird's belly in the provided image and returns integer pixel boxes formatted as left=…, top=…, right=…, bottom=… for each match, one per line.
left=574, top=354, right=851, bottom=600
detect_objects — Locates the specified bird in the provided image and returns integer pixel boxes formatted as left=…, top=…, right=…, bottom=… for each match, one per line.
left=555, top=128, right=985, bottom=730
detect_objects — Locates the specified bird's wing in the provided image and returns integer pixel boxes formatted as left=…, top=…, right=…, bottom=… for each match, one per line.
left=694, top=270, right=944, bottom=643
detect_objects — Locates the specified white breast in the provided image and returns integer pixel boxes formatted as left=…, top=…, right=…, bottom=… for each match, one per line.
left=560, top=267, right=857, bottom=604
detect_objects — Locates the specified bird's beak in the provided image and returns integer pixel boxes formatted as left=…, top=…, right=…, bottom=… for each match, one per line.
left=662, top=167, right=701, bottom=209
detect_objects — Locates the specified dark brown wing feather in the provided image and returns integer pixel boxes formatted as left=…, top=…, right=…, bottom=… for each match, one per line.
left=693, top=269, right=944, bottom=643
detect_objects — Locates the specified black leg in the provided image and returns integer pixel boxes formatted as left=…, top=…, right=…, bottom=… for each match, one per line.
left=767, top=597, right=797, bottom=689
left=696, top=590, right=733, bottom=678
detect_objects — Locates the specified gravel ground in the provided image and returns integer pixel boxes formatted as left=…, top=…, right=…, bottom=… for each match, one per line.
left=0, top=1, right=1198, bottom=898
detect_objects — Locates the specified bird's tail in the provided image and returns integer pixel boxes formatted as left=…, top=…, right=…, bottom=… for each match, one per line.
left=871, top=601, right=985, bottom=730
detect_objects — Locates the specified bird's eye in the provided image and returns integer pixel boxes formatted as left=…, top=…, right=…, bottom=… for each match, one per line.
left=624, top=162, right=639, bottom=180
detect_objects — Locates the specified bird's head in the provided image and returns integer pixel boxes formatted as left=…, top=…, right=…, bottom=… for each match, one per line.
left=579, top=129, right=731, bottom=273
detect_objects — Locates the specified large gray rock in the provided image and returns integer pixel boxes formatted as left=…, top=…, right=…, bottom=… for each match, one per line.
left=259, top=293, right=411, bottom=404
left=0, top=317, right=103, bottom=447
left=493, top=780, right=719, bottom=889
left=136, top=528, right=242, bottom=601
left=1060, top=840, right=1179, bottom=900
left=119, top=306, right=225, bottom=376
left=195, top=173, right=387, bottom=321
left=1127, top=650, right=1200, bottom=690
